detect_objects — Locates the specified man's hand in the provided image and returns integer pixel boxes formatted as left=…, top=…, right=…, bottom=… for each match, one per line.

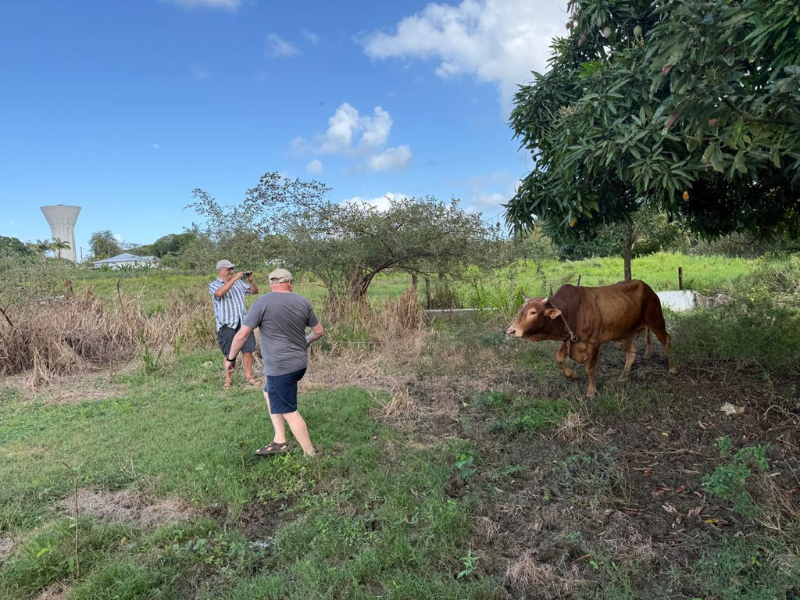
left=234, top=271, right=245, bottom=281
left=225, top=357, right=236, bottom=372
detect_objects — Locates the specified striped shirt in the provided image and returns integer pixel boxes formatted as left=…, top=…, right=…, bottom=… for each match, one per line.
left=208, top=278, right=252, bottom=331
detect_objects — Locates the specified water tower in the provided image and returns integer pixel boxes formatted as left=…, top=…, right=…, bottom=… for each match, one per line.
left=40, top=205, right=81, bottom=263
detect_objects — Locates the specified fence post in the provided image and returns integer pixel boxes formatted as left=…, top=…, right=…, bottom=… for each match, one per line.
left=678, top=267, right=683, bottom=291
left=576, top=275, right=581, bottom=287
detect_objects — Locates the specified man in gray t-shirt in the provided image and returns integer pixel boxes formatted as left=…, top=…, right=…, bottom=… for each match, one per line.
left=225, top=268, right=324, bottom=457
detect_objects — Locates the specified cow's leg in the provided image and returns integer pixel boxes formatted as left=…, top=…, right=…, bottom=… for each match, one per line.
left=585, top=345, right=600, bottom=398
left=649, top=322, right=677, bottom=374
left=644, top=328, right=653, bottom=359
left=619, top=334, right=637, bottom=381
left=556, top=342, right=580, bottom=380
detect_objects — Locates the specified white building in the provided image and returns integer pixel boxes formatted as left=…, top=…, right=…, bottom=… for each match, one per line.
left=92, top=252, right=158, bottom=269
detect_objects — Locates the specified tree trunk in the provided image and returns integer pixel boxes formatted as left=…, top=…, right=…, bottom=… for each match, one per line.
left=349, top=271, right=375, bottom=304
left=623, top=222, right=635, bottom=281
left=623, top=251, right=632, bottom=282
left=411, top=273, right=418, bottom=295
left=424, top=277, right=431, bottom=309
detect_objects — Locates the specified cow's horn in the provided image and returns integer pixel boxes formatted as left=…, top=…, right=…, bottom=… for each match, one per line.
left=550, top=285, right=553, bottom=297
left=542, top=296, right=549, bottom=304
left=521, top=291, right=529, bottom=301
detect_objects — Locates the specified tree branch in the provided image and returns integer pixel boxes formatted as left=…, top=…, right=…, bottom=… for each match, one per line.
left=722, top=97, right=799, bottom=126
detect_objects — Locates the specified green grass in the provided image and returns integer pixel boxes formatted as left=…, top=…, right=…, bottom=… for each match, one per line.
left=0, top=352, right=496, bottom=599
left=45, top=250, right=769, bottom=314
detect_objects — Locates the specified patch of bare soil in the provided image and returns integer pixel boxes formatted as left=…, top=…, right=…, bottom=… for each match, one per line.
left=0, top=537, right=15, bottom=562
left=54, top=489, right=196, bottom=527
left=32, top=583, right=70, bottom=600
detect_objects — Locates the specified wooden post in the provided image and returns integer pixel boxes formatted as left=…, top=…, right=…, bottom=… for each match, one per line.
left=678, top=267, right=683, bottom=291
left=576, top=275, right=581, bottom=287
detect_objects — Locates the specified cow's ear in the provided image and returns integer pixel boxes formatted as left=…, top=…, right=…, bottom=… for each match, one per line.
left=544, top=308, right=561, bottom=320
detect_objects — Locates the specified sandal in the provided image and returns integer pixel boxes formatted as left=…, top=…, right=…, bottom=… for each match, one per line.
left=223, top=381, right=232, bottom=390
left=247, top=377, right=262, bottom=387
left=255, top=441, right=289, bottom=456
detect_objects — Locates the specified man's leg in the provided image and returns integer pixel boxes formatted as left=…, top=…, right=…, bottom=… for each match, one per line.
left=243, top=353, right=255, bottom=381
left=223, top=357, right=233, bottom=388
left=283, top=411, right=315, bottom=455
left=218, top=326, right=233, bottom=389
left=264, top=391, right=287, bottom=443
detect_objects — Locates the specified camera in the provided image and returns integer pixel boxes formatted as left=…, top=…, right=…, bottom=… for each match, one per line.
left=243, top=271, right=253, bottom=279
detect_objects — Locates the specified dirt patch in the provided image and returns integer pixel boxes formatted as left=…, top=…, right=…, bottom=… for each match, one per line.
left=1, top=366, right=130, bottom=405
left=32, top=583, right=70, bottom=600
left=0, top=537, right=15, bottom=561
left=55, top=489, right=196, bottom=527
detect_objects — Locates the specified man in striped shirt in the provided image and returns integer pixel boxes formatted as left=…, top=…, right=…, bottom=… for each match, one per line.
left=209, top=259, right=259, bottom=389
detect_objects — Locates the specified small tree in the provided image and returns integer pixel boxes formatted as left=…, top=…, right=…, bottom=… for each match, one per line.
left=89, top=230, right=123, bottom=260
left=189, top=172, right=501, bottom=304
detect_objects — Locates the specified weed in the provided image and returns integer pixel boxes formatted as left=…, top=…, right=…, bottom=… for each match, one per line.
left=704, top=441, right=770, bottom=518
left=457, top=549, right=479, bottom=578
left=455, top=453, right=477, bottom=481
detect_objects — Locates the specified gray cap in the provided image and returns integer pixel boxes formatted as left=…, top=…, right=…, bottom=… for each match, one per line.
left=216, top=259, right=235, bottom=270
left=269, top=268, right=293, bottom=283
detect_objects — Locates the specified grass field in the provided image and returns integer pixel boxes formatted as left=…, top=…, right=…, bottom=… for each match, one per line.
left=66, top=251, right=759, bottom=313
left=2, top=253, right=799, bottom=599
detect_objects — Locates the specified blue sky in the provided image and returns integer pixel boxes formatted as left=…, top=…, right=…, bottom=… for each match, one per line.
left=0, top=0, right=567, bottom=258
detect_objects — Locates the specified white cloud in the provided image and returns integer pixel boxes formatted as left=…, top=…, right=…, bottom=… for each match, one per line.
left=470, top=191, right=507, bottom=211
left=306, top=159, right=323, bottom=174
left=267, top=33, right=300, bottom=58
left=114, top=233, right=123, bottom=243
left=152, top=143, right=160, bottom=150
left=362, top=0, right=567, bottom=105
left=164, top=0, right=241, bottom=10
left=291, top=103, right=411, bottom=172
left=301, top=29, right=320, bottom=44
left=342, top=192, right=409, bottom=212
left=293, top=103, right=393, bottom=154
left=190, top=65, right=212, bottom=80
left=367, top=145, right=412, bottom=171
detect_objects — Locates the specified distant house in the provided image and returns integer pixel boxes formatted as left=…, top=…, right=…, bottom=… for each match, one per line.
left=92, top=252, right=158, bottom=269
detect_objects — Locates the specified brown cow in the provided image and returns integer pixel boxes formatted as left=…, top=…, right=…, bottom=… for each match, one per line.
left=505, top=280, right=676, bottom=398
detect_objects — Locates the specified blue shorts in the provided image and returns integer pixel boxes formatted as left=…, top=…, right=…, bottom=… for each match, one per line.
left=265, top=368, right=307, bottom=414
left=217, top=324, right=256, bottom=357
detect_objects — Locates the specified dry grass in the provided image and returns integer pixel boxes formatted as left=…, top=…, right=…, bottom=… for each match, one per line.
left=382, top=387, right=416, bottom=419
left=0, top=289, right=215, bottom=388
left=505, top=550, right=578, bottom=596
left=54, top=489, right=196, bottom=528
left=555, top=411, right=596, bottom=443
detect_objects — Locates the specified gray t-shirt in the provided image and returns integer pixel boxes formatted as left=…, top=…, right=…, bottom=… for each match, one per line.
left=243, top=292, right=319, bottom=376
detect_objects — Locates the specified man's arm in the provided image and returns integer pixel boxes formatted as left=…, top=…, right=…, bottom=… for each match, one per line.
left=305, top=322, right=324, bottom=347
left=214, top=272, right=244, bottom=298
left=247, top=273, right=258, bottom=295
left=225, top=324, right=254, bottom=371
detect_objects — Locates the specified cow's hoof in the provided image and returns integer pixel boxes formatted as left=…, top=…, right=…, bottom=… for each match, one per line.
left=669, top=367, right=678, bottom=374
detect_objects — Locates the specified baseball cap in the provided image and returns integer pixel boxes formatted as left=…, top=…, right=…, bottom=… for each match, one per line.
left=216, top=259, right=235, bottom=270
left=269, top=268, right=293, bottom=283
